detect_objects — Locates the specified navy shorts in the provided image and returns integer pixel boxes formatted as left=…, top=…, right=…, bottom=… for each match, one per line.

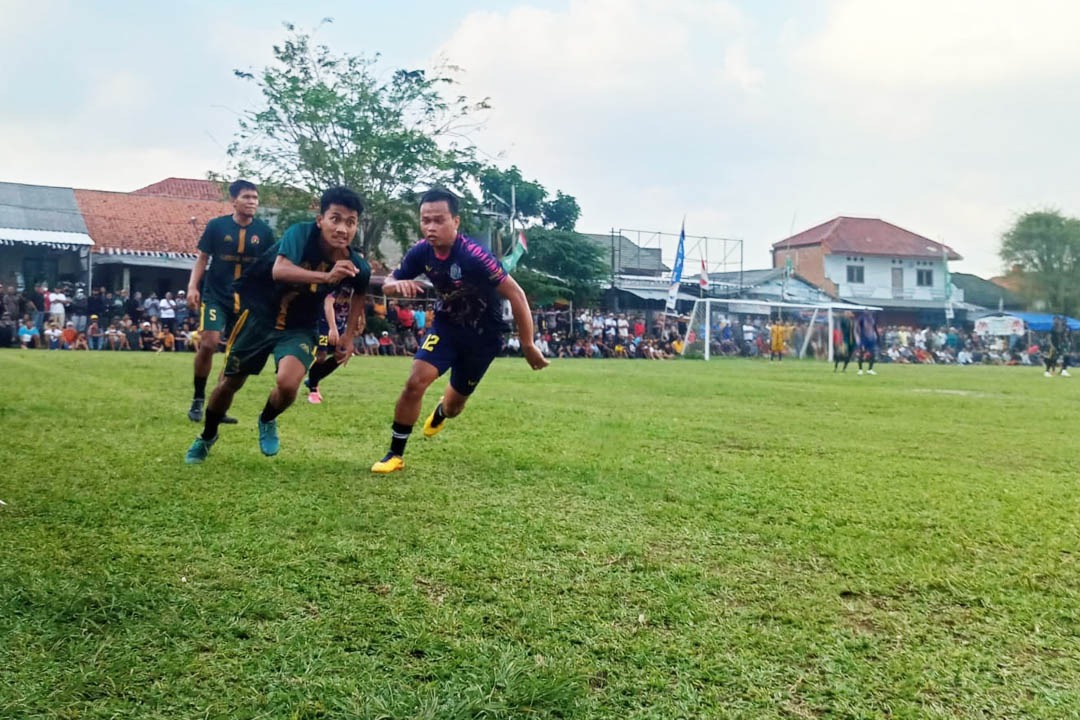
left=414, top=318, right=502, bottom=396
left=860, top=339, right=877, bottom=354
left=317, top=317, right=348, bottom=349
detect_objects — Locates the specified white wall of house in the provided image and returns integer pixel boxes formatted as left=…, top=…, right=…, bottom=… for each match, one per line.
left=824, top=254, right=963, bottom=303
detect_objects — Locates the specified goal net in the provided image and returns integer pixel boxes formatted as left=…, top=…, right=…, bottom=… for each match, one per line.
left=683, top=298, right=882, bottom=361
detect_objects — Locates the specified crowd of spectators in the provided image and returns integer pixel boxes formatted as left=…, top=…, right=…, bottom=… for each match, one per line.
left=1, top=280, right=1071, bottom=367
left=696, top=315, right=1073, bottom=366
left=1, top=281, right=203, bottom=352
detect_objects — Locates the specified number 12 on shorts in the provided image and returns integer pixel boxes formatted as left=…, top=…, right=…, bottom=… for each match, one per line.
left=421, top=334, right=440, bottom=352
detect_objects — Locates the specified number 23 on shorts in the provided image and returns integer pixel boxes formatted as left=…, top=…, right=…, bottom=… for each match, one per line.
left=421, top=334, right=440, bottom=352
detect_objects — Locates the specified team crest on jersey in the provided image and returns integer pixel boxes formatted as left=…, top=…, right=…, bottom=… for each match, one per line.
left=224, top=235, right=233, bottom=243
left=251, top=235, right=260, bottom=245
left=450, top=263, right=462, bottom=280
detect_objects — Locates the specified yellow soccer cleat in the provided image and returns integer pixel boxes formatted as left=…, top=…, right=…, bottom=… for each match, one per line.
left=422, top=408, right=448, bottom=438
left=371, top=453, right=405, bottom=474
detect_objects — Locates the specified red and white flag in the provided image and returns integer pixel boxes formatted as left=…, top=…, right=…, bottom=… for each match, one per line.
left=699, top=258, right=709, bottom=288
left=518, top=230, right=528, bottom=252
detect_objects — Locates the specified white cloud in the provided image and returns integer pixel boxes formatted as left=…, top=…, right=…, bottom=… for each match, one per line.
left=436, top=0, right=762, bottom=250
left=0, top=122, right=224, bottom=191
left=0, top=0, right=56, bottom=39
left=797, top=0, right=1080, bottom=90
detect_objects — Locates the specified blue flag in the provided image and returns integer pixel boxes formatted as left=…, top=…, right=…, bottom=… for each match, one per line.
left=666, top=220, right=685, bottom=311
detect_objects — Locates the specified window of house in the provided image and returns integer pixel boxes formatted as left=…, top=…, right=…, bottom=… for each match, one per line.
left=846, top=265, right=864, bottom=284
left=917, top=269, right=933, bottom=287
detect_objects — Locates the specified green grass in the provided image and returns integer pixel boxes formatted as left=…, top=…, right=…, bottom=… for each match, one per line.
left=1, top=351, right=1078, bottom=719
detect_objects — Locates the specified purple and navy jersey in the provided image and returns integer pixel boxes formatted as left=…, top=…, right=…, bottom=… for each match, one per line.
left=855, top=313, right=878, bottom=342
left=320, top=286, right=354, bottom=334
left=393, top=235, right=508, bottom=330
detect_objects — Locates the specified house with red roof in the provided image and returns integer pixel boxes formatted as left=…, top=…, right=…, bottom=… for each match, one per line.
left=75, top=188, right=234, bottom=296
left=132, top=177, right=228, bottom=202
left=772, top=216, right=972, bottom=324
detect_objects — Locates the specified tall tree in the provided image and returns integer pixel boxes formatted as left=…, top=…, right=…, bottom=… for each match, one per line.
left=1000, top=210, right=1080, bottom=315
left=226, top=22, right=488, bottom=257
left=514, top=228, right=607, bottom=305
left=541, top=191, right=581, bottom=231
left=478, top=165, right=547, bottom=222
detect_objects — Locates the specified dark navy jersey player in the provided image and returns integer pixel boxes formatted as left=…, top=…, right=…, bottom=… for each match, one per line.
left=372, top=188, right=549, bottom=474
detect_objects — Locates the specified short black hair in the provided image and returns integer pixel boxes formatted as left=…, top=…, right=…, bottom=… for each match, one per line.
left=229, top=180, right=258, bottom=198
left=419, top=188, right=459, bottom=216
left=320, top=186, right=364, bottom=215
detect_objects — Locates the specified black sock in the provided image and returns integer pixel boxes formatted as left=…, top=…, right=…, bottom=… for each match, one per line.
left=307, top=357, right=339, bottom=390
left=390, top=421, right=413, bottom=457
left=202, top=409, right=223, bottom=441
left=431, top=402, right=447, bottom=428
left=260, top=400, right=283, bottom=424
left=194, top=376, right=208, bottom=400
left=869, top=356, right=875, bottom=370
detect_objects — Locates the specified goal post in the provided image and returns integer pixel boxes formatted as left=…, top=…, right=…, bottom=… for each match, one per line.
left=683, top=298, right=883, bottom=361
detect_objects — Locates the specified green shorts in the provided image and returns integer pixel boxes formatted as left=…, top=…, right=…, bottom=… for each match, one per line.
left=198, top=295, right=238, bottom=335
left=222, top=309, right=317, bottom=377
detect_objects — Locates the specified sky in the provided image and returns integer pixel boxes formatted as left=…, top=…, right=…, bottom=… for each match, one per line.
left=4, top=0, right=1080, bottom=278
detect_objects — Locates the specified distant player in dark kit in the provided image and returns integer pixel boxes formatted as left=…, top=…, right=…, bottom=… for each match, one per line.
left=371, top=188, right=549, bottom=474
left=833, top=310, right=856, bottom=373
left=1045, top=315, right=1072, bottom=378
left=305, top=285, right=361, bottom=404
left=855, top=310, right=878, bottom=375
left=185, top=186, right=370, bottom=464
left=186, top=180, right=275, bottom=424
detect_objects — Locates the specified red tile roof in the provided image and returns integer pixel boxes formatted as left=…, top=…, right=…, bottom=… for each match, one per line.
left=74, top=189, right=233, bottom=255
left=772, top=216, right=962, bottom=260
left=131, top=177, right=227, bottom=202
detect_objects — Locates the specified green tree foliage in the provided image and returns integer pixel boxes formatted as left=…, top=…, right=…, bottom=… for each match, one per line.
left=513, top=228, right=607, bottom=305
left=1000, top=210, right=1080, bottom=315
left=541, top=191, right=581, bottom=231
left=226, top=21, right=487, bottom=258
left=478, top=165, right=547, bottom=221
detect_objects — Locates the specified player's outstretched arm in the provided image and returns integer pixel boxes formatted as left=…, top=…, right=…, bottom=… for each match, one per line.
left=382, top=278, right=424, bottom=298
left=497, top=276, right=549, bottom=371
left=336, top=293, right=365, bottom=366
left=323, top=294, right=339, bottom=346
left=273, top=256, right=356, bottom=285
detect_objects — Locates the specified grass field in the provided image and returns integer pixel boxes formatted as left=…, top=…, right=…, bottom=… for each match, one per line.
left=1, top=351, right=1078, bottom=719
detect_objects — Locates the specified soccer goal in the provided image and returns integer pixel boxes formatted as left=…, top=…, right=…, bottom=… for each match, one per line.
left=683, top=298, right=882, bottom=361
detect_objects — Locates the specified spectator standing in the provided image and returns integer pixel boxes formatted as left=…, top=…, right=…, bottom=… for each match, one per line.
left=413, top=305, right=427, bottom=337
left=143, top=293, right=160, bottom=325
left=174, top=290, right=189, bottom=330
left=158, top=292, right=177, bottom=333
left=48, top=287, right=67, bottom=327
left=87, top=287, right=106, bottom=322
left=30, top=284, right=47, bottom=331
left=70, top=288, right=88, bottom=331
left=2, top=286, right=19, bottom=320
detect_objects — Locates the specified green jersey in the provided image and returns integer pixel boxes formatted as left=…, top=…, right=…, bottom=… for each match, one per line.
left=234, top=221, right=371, bottom=331
left=198, top=215, right=275, bottom=305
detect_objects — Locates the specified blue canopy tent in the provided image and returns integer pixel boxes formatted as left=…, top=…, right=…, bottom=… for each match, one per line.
left=1010, top=312, right=1080, bottom=332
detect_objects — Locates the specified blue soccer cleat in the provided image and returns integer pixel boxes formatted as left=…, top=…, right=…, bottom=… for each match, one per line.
left=258, top=419, right=279, bottom=456
left=185, top=435, right=216, bottom=464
